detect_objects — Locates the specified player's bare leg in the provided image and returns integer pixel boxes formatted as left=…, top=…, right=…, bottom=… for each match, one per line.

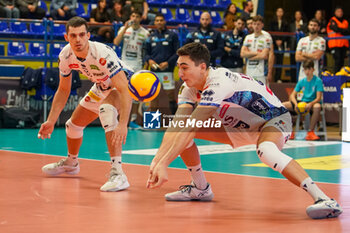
left=257, top=126, right=342, bottom=219
left=99, top=90, right=130, bottom=191
left=165, top=126, right=231, bottom=201
left=42, top=105, right=98, bottom=176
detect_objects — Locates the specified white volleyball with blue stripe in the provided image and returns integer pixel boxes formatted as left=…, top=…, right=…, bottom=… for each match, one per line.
left=128, top=70, right=161, bottom=102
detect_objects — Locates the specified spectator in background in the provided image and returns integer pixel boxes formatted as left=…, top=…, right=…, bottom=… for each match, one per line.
left=89, top=0, right=113, bottom=43
left=240, top=0, right=253, bottom=21
left=244, top=17, right=253, bottom=34
left=17, top=0, right=45, bottom=19
left=145, top=13, right=179, bottom=114
left=327, top=7, right=349, bottom=73
left=221, top=17, right=246, bottom=73
left=113, top=10, right=150, bottom=129
left=109, top=0, right=130, bottom=24
left=241, top=15, right=272, bottom=85
left=282, top=60, right=324, bottom=141
left=125, top=0, right=155, bottom=24
left=315, top=9, right=327, bottom=35
left=223, top=3, right=237, bottom=30
left=270, top=7, right=289, bottom=83
left=289, top=10, right=307, bottom=82
left=295, top=18, right=325, bottom=80
left=185, top=12, right=224, bottom=67
left=51, top=0, right=77, bottom=20
left=0, top=0, right=19, bottom=18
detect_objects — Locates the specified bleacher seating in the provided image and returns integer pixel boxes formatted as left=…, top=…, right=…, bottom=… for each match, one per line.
left=51, top=23, right=65, bottom=37
left=0, top=21, right=9, bottom=33
left=158, top=8, right=176, bottom=24
left=175, top=8, right=191, bottom=25
left=29, top=22, right=45, bottom=35
left=190, top=9, right=202, bottom=25
left=76, top=3, right=88, bottom=19
left=50, top=43, right=66, bottom=58
left=210, top=11, right=223, bottom=27
left=10, top=22, right=29, bottom=34
left=29, top=42, right=46, bottom=57
left=8, top=42, right=28, bottom=56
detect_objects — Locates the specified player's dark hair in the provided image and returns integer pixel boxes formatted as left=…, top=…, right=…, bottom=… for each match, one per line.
left=252, top=15, right=264, bottom=23
left=177, top=42, right=210, bottom=68
left=303, top=60, right=314, bottom=69
left=154, top=12, right=165, bottom=20
left=309, top=18, right=320, bottom=26
left=66, top=16, right=89, bottom=33
left=131, top=9, right=142, bottom=17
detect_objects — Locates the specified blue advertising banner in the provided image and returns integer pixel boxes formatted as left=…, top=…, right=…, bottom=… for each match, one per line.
left=322, top=75, right=350, bottom=103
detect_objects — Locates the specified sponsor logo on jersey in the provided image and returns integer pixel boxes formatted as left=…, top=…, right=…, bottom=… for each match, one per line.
left=90, top=65, right=99, bottom=70
left=69, top=64, right=79, bottom=69
left=81, top=64, right=92, bottom=77
left=93, top=72, right=105, bottom=76
left=84, top=96, right=91, bottom=102
left=99, top=58, right=106, bottom=66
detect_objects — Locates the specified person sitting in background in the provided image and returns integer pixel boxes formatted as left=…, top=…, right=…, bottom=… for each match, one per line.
left=0, top=0, right=19, bottom=18
left=282, top=60, right=324, bottom=141
left=223, top=3, right=237, bottom=30
left=108, top=0, right=130, bottom=24
left=221, top=17, right=246, bottom=73
left=269, top=7, right=289, bottom=83
left=17, top=0, right=45, bottom=19
left=145, top=13, right=179, bottom=114
left=50, top=0, right=77, bottom=20
left=89, top=0, right=113, bottom=43
left=185, top=12, right=224, bottom=67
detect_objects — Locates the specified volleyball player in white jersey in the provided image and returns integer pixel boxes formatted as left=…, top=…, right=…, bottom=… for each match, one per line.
left=114, top=10, right=150, bottom=129
left=147, top=42, right=342, bottom=219
left=296, top=18, right=326, bottom=80
left=241, top=15, right=272, bottom=85
left=38, top=17, right=134, bottom=192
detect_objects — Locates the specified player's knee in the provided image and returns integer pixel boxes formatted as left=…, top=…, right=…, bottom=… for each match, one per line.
left=65, top=119, right=85, bottom=139
left=256, top=141, right=292, bottom=173
left=99, top=103, right=118, bottom=133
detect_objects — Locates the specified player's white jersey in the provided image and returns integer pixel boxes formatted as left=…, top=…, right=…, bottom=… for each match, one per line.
left=59, top=41, right=133, bottom=89
left=178, top=67, right=289, bottom=147
left=242, top=32, right=272, bottom=79
left=118, top=26, right=150, bottom=71
left=296, top=36, right=326, bottom=79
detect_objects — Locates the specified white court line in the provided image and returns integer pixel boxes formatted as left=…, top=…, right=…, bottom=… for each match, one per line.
left=121, top=140, right=342, bottom=156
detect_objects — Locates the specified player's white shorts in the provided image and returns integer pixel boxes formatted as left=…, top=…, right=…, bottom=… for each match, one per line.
left=79, top=83, right=114, bottom=114
left=155, top=72, right=175, bottom=90
left=225, top=112, right=292, bottom=148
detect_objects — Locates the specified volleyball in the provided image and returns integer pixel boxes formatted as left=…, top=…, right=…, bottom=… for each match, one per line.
left=128, top=70, right=161, bottom=102
left=297, top=102, right=308, bottom=114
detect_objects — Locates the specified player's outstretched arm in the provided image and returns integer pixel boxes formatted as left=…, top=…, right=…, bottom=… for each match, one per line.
left=38, top=74, right=72, bottom=139
left=110, top=71, right=133, bottom=145
left=149, top=104, right=194, bottom=169
left=147, top=105, right=218, bottom=189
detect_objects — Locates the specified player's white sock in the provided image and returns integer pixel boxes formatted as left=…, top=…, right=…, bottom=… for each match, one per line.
left=66, top=153, right=78, bottom=166
left=300, top=177, right=330, bottom=201
left=188, top=164, right=207, bottom=190
left=111, top=156, right=124, bottom=174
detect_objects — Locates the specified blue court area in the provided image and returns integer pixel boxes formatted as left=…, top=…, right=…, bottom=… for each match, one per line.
left=1, top=127, right=350, bottom=185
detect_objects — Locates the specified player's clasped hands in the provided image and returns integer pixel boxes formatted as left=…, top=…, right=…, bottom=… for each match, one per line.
left=37, top=121, right=55, bottom=140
